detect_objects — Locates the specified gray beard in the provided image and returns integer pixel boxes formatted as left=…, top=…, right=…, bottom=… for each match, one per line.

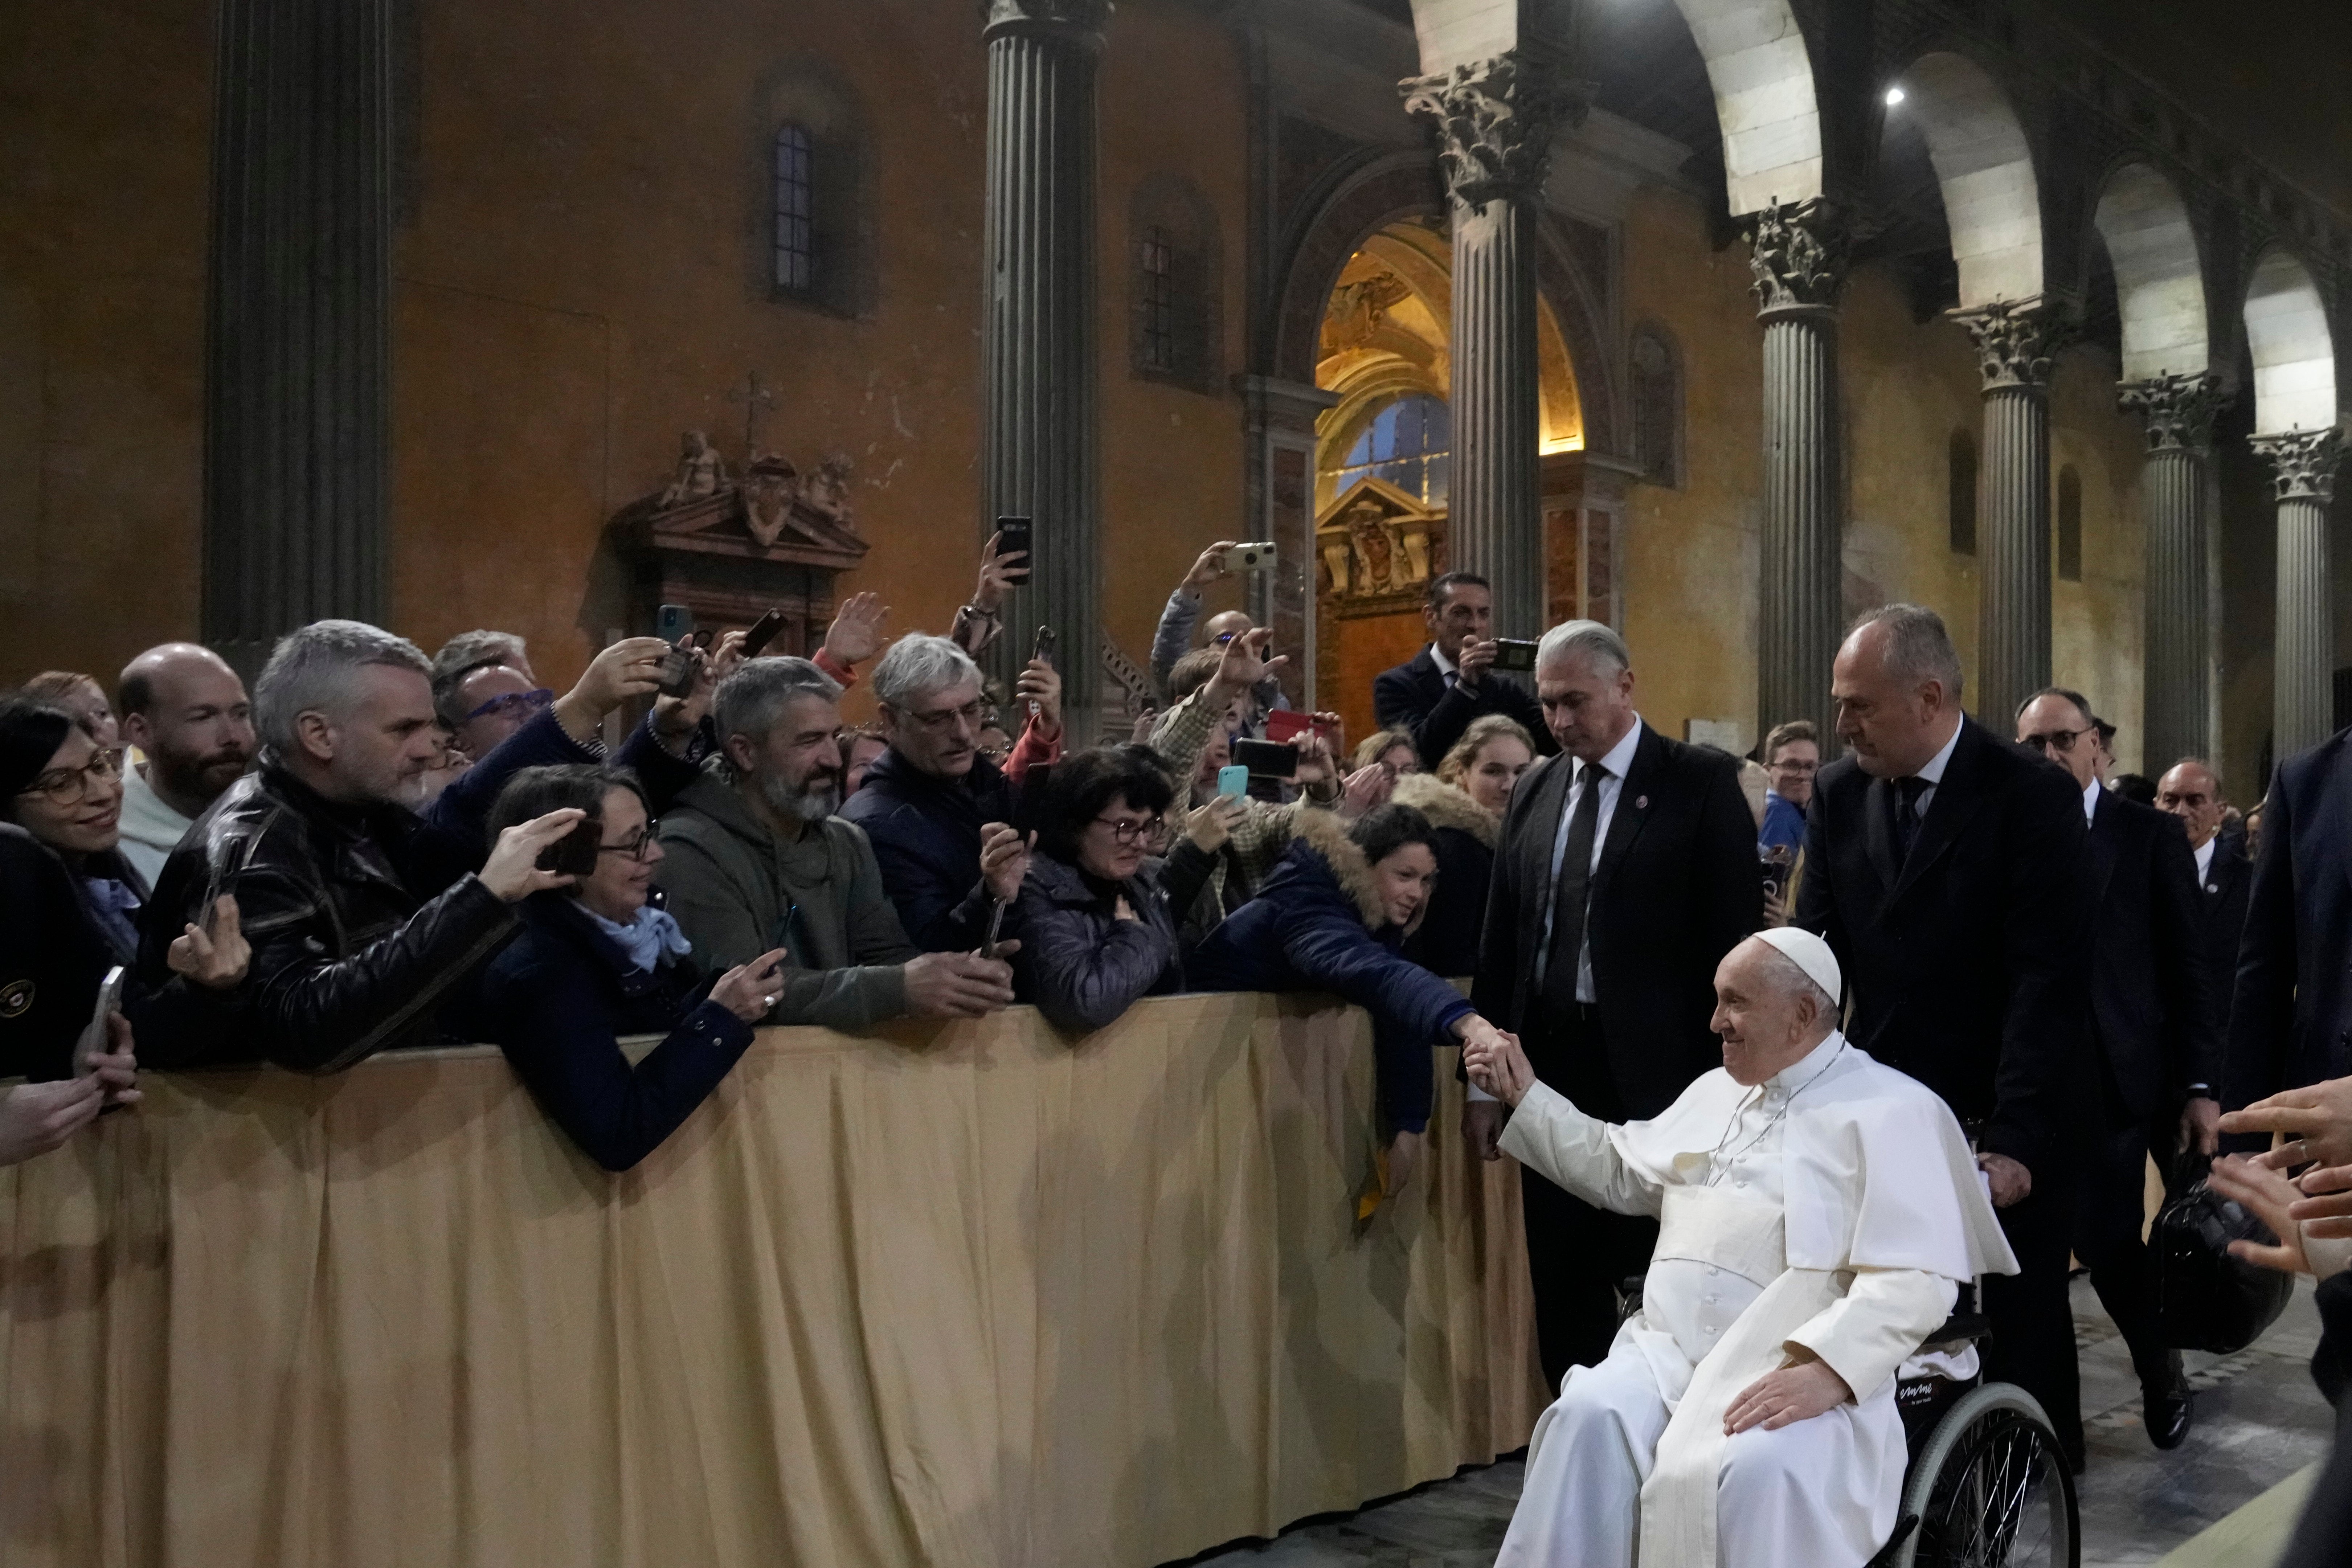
left=761, top=772, right=838, bottom=824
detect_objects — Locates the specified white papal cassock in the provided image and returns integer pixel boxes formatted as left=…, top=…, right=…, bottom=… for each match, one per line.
left=1496, top=1031, right=2017, bottom=1568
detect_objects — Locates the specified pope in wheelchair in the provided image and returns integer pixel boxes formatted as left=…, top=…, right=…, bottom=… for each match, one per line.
left=1464, top=928, right=2019, bottom=1568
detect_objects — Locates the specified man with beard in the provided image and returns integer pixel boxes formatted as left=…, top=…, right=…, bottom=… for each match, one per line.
left=114, top=643, right=258, bottom=884
left=657, top=656, right=1020, bottom=1028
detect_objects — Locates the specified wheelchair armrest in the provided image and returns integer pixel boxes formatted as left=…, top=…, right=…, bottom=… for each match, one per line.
left=1916, top=1310, right=1991, bottom=1355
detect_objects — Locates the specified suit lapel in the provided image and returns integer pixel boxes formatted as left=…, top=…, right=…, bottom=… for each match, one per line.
left=1863, top=774, right=1898, bottom=896
left=1512, top=753, right=1574, bottom=928
left=1592, top=724, right=1659, bottom=898
left=1888, top=720, right=1995, bottom=908
left=2087, top=791, right=2120, bottom=906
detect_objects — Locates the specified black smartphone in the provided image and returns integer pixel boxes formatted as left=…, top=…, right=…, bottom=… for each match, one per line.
left=653, top=603, right=699, bottom=698
left=537, top=819, right=601, bottom=878
left=1233, top=738, right=1300, bottom=778
left=1031, top=624, right=1058, bottom=666
left=981, top=897, right=1011, bottom=961
left=995, top=516, right=1033, bottom=581
left=743, top=607, right=789, bottom=660
left=1492, top=637, right=1541, bottom=673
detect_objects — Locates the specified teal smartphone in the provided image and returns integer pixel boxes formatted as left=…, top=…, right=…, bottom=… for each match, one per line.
left=1216, top=764, right=1250, bottom=799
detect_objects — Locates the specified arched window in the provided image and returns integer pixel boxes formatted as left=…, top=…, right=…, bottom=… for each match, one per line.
left=773, top=123, right=815, bottom=295
left=1332, top=395, right=1451, bottom=509
left=1630, top=324, right=1683, bottom=487
left=1128, top=176, right=1221, bottom=392
left=2056, top=465, right=2083, bottom=581
left=1140, top=227, right=1176, bottom=374
left=1948, top=429, right=1978, bottom=556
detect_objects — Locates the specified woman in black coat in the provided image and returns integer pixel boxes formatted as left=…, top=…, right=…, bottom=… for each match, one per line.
left=1393, top=714, right=1536, bottom=978
left=1009, top=746, right=1185, bottom=1034
left=0, top=697, right=243, bottom=1081
left=466, top=765, right=786, bottom=1171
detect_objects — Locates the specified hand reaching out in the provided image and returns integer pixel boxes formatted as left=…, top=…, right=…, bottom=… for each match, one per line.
left=2208, top=1154, right=2318, bottom=1276
left=822, top=591, right=891, bottom=668
left=1208, top=629, right=1287, bottom=705
left=2222, top=1076, right=2352, bottom=1171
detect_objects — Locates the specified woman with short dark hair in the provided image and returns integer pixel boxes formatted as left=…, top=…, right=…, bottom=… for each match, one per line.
left=464, top=763, right=786, bottom=1171
left=1009, top=746, right=1184, bottom=1034
left=1189, top=802, right=1515, bottom=1198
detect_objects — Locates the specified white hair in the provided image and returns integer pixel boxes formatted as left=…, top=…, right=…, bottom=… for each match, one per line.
left=871, top=633, right=983, bottom=711
left=253, top=620, right=430, bottom=752
left=1754, top=945, right=1836, bottom=1019
left=1535, top=618, right=1631, bottom=676
left=1849, top=603, right=1963, bottom=700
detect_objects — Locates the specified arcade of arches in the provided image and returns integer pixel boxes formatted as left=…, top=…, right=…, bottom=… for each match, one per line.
left=4, top=0, right=2349, bottom=796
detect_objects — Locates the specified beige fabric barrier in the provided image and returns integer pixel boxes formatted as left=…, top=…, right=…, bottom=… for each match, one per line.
left=0, top=991, right=1543, bottom=1567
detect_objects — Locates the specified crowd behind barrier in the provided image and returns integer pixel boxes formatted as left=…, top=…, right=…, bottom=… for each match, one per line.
left=0, top=996, right=1543, bottom=1568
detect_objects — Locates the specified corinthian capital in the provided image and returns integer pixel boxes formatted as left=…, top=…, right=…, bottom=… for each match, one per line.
left=2249, top=426, right=2346, bottom=503
left=2117, top=372, right=2228, bottom=456
left=981, top=0, right=1111, bottom=42
left=1948, top=298, right=2068, bottom=393
left=1746, top=198, right=1850, bottom=319
left=1400, top=51, right=1590, bottom=216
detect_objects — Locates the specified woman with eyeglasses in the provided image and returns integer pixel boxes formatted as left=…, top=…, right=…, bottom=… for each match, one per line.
left=465, top=764, right=789, bottom=1171
left=1008, top=746, right=1186, bottom=1035
left=0, top=697, right=247, bottom=1080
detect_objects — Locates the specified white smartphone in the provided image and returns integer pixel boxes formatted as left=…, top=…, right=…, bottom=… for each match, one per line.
left=74, top=965, right=127, bottom=1077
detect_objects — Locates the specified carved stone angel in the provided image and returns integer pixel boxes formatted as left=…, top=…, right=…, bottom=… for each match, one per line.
left=802, top=453, right=856, bottom=531
left=658, top=430, right=730, bottom=509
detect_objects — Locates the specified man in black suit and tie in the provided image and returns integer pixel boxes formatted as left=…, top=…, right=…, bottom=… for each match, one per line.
left=1467, top=619, right=1761, bottom=1388
left=2018, top=691, right=2220, bottom=1450
left=2225, top=729, right=2352, bottom=1119
left=1372, top=572, right=1555, bottom=769
left=1796, top=606, right=2096, bottom=1466
left=2159, top=759, right=2251, bottom=1030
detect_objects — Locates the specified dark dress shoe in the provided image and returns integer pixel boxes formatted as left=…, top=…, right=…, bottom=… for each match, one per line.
left=2145, top=1378, right=2194, bottom=1450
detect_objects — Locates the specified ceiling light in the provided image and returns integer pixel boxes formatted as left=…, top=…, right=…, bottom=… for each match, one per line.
left=1885, top=86, right=1906, bottom=106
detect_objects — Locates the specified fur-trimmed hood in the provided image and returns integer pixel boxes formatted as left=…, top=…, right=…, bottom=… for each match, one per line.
left=1284, top=807, right=1398, bottom=932
left=1388, top=771, right=1500, bottom=850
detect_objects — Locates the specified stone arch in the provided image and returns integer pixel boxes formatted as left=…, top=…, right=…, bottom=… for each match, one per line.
left=2241, top=248, right=2339, bottom=434
left=1895, top=51, right=2044, bottom=307
left=1665, top=0, right=1823, bottom=215
left=2091, top=163, right=2209, bottom=382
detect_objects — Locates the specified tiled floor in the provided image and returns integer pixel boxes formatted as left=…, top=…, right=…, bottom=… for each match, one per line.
left=1173, top=1276, right=2334, bottom=1567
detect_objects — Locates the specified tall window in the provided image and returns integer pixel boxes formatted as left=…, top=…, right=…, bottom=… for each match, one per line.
left=1630, top=325, right=1683, bottom=487
left=1140, top=227, right=1175, bottom=374
left=773, top=123, right=815, bottom=294
left=1948, top=429, right=1978, bottom=556
left=2056, top=465, right=2083, bottom=581
left=1331, top=395, right=1451, bottom=509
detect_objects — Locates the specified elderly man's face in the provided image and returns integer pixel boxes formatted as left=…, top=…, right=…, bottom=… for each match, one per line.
left=449, top=664, right=547, bottom=758
left=2015, top=694, right=2099, bottom=791
left=1830, top=622, right=1955, bottom=780
left=883, top=675, right=986, bottom=781
left=2157, top=762, right=2224, bottom=849
left=1710, top=940, right=1827, bottom=1086
left=1536, top=649, right=1636, bottom=764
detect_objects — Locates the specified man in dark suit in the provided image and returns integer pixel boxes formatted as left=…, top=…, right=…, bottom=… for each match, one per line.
left=1796, top=606, right=2095, bottom=1467
left=2018, top=692, right=2220, bottom=1449
left=2223, top=729, right=2352, bottom=1120
left=1373, top=572, right=1556, bottom=769
left=2158, top=759, right=2251, bottom=1031
left=1468, top=619, right=1761, bottom=1388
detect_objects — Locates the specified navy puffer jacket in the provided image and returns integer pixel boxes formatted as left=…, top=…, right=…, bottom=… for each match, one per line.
left=1188, top=812, right=1473, bottom=1133
left=1010, top=853, right=1183, bottom=1034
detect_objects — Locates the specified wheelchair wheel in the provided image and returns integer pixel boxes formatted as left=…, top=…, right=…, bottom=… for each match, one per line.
left=1890, top=1383, right=2077, bottom=1568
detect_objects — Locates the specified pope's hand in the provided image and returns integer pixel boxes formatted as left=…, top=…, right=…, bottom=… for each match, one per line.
left=1977, top=1151, right=2032, bottom=1208
left=1459, top=1018, right=1533, bottom=1107
left=1725, top=1355, right=1853, bottom=1434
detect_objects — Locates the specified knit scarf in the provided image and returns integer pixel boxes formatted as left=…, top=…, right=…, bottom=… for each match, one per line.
left=585, top=904, right=693, bottom=974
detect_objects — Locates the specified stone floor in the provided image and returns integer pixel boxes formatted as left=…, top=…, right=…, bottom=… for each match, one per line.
left=1171, top=1275, right=2333, bottom=1568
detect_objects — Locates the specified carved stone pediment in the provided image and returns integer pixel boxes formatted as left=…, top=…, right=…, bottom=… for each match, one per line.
left=1315, top=477, right=1445, bottom=613
left=613, top=432, right=870, bottom=572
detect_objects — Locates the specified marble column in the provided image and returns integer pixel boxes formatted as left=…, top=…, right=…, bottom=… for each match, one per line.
left=1402, top=53, right=1586, bottom=641
left=2249, top=426, right=2345, bottom=763
left=1951, top=298, right=2065, bottom=729
left=203, top=0, right=394, bottom=662
left=981, top=0, right=1109, bottom=735
left=1747, top=199, right=1850, bottom=745
left=2118, top=372, right=2226, bottom=770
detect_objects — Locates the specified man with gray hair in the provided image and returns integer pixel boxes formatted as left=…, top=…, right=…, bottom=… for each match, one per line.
left=840, top=632, right=1046, bottom=952
left=1797, top=602, right=2096, bottom=1468
left=1467, top=617, right=1762, bottom=1388
left=658, top=657, right=1019, bottom=1026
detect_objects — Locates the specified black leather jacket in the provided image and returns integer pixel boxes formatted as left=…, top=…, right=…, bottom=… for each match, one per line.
left=135, top=762, right=518, bottom=1073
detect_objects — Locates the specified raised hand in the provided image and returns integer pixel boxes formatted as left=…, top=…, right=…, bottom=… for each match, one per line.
left=1015, top=657, right=1063, bottom=734
left=1454, top=636, right=1498, bottom=691
left=553, top=636, right=673, bottom=741
left=1184, top=541, right=1240, bottom=591
left=822, top=591, right=891, bottom=668
left=478, top=808, right=588, bottom=902
left=1210, top=628, right=1288, bottom=704
left=167, top=894, right=249, bottom=990
left=1338, top=762, right=1394, bottom=819
left=975, top=530, right=1027, bottom=612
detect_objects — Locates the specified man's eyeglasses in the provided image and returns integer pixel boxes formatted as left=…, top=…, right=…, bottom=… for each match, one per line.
left=597, top=824, right=660, bottom=863
left=461, top=687, right=555, bottom=725
left=1091, top=812, right=1162, bottom=845
left=17, top=746, right=124, bottom=807
left=1768, top=758, right=1818, bottom=775
left=2022, top=725, right=2093, bottom=754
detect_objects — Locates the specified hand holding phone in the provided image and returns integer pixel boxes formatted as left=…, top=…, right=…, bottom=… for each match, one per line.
left=742, top=607, right=789, bottom=660
left=1215, top=541, right=1278, bottom=574
left=537, top=819, right=602, bottom=878
left=1492, top=638, right=1541, bottom=674
left=1232, top=738, right=1300, bottom=779
left=1216, top=764, right=1251, bottom=799
left=74, top=967, right=127, bottom=1080
left=654, top=603, right=700, bottom=698
left=994, top=517, right=1034, bottom=582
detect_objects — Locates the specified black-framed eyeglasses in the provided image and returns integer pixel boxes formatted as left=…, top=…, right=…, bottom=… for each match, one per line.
left=1091, top=812, right=1162, bottom=845
left=18, top=746, right=124, bottom=806
left=461, top=687, right=555, bottom=725
left=1768, top=758, right=1818, bottom=775
left=2022, top=726, right=2092, bottom=753
left=597, top=823, right=660, bottom=862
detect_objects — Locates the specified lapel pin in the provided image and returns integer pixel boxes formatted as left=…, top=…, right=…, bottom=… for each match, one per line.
left=1635, top=795, right=1648, bottom=810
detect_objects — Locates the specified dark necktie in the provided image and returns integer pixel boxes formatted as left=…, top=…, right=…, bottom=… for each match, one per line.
left=1890, top=775, right=1931, bottom=865
left=1541, top=762, right=1608, bottom=1010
